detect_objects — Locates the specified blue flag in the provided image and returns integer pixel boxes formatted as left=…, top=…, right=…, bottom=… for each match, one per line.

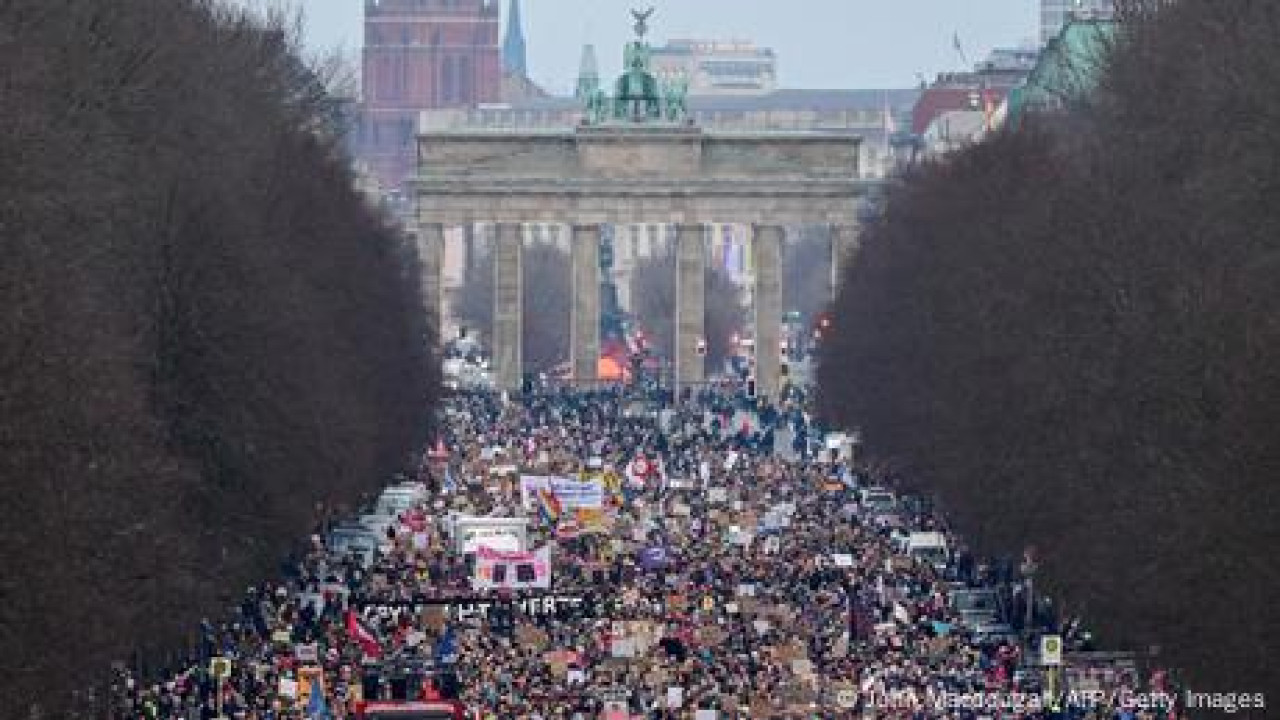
left=435, top=624, right=458, bottom=665
left=307, top=679, right=330, bottom=719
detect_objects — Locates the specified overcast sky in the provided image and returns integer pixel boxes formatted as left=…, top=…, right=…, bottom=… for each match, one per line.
left=233, top=0, right=1039, bottom=93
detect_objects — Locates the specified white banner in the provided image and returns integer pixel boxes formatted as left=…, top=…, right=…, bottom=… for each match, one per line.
left=519, top=475, right=604, bottom=511
left=472, top=546, right=552, bottom=590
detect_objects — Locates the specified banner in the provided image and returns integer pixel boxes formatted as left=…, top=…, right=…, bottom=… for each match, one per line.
left=452, top=516, right=527, bottom=554
left=473, top=545, right=552, bottom=590
left=520, top=475, right=604, bottom=511
left=569, top=507, right=614, bottom=535
left=356, top=594, right=594, bottom=624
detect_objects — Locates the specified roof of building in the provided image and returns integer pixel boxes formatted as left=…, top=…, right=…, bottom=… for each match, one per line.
left=911, top=86, right=1009, bottom=134
left=1006, top=18, right=1117, bottom=126
left=653, top=39, right=776, bottom=58
left=506, top=88, right=919, bottom=114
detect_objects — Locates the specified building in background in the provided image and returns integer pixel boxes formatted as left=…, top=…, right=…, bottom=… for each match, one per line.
left=649, top=39, right=778, bottom=95
left=358, top=0, right=503, bottom=193
left=501, top=0, right=527, bottom=79
left=416, top=27, right=914, bottom=330
left=1041, top=0, right=1115, bottom=45
left=910, top=44, right=1039, bottom=158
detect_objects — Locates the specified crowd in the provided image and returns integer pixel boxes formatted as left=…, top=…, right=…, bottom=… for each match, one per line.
left=111, top=384, right=1175, bottom=720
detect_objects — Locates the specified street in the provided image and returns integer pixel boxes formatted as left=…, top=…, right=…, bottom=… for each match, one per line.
left=111, top=386, right=1162, bottom=719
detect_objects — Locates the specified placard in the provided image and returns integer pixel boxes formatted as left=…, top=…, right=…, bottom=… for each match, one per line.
left=472, top=546, right=552, bottom=590
left=520, top=475, right=604, bottom=511
left=666, top=686, right=685, bottom=708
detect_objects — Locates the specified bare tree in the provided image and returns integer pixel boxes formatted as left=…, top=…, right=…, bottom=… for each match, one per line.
left=819, top=0, right=1280, bottom=697
left=453, top=238, right=572, bottom=373
left=0, top=0, right=437, bottom=713
left=631, top=244, right=746, bottom=371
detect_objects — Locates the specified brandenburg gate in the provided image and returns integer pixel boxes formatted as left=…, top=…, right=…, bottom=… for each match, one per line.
left=414, top=11, right=866, bottom=400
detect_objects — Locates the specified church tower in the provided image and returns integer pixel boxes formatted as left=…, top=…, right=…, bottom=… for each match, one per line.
left=502, top=0, right=528, bottom=78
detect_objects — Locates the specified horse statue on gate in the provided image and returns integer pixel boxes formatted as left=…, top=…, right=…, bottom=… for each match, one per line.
left=614, top=40, right=661, bottom=121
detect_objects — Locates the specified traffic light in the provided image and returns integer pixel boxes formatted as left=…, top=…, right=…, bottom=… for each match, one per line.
left=696, top=338, right=707, bottom=357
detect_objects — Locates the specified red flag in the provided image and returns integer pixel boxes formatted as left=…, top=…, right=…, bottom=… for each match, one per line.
left=345, top=610, right=383, bottom=659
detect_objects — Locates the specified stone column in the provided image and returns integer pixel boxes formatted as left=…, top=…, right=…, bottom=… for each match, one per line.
left=570, top=224, right=601, bottom=384
left=674, top=224, right=706, bottom=394
left=418, top=222, right=445, bottom=338
left=752, top=224, right=785, bottom=401
left=492, top=223, right=523, bottom=392
left=830, top=223, right=861, bottom=301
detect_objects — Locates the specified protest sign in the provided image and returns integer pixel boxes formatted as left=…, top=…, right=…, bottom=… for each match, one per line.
left=520, top=475, right=604, bottom=511
left=357, top=594, right=592, bottom=624
left=294, top=643, right=318, bottom=664
left=452, top=516, right=527, bottom=553
left=639, top=545, right=670, bottom=570
left=472, top=546, right=552, bottom=591
left=667, top=686, right=685, bottom=708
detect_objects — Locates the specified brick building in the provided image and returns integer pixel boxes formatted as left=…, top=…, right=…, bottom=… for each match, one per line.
left=359, top=0, right=503, bottom=192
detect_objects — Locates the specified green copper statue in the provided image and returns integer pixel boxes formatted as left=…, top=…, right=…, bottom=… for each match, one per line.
left=587, top=87, right=610, bottom=125
left=631, top=7, right=654, bottom=38
left=663, top=72, right=689, bottom=122
left=614, top=39, right=661, bottom=121
left=579, top=8, right=692, bottom=126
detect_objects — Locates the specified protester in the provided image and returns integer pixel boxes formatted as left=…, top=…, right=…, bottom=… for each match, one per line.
left=111, top=383, right=1171, bottom=720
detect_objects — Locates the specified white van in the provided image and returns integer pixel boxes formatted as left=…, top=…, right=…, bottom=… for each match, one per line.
left=905, top=531, right=950, bottom=571
left=375, top=483, right=425, bottom=516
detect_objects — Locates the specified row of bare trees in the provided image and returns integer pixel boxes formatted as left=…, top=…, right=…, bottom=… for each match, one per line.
left=819, top=0, right=1279, bottom=697
left=453, top=239, right=573, bottom=372
left=630, top=243, right=746, bottom=372
left=0, top=0, right=437, bottom=715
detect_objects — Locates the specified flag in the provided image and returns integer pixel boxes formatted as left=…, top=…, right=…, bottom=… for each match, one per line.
left=952, top=31, right=969, bottom=66
left=434, top=624, right=458, bottom=665
left=626, top=456, right=652, bottom=487
left=344, top=610, right=382, bottom=659
left=306, top=677, right=331, bottom=719
left=442, top=463, right=457, bottom=494
left=536, top=486, right=562, bottom=525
